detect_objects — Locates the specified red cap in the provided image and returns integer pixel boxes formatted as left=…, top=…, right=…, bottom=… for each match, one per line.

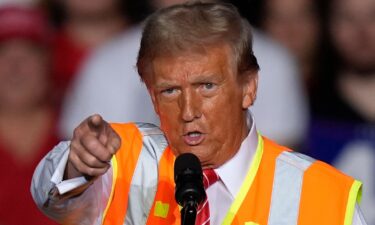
left=0, top=5, right=50, bottom=45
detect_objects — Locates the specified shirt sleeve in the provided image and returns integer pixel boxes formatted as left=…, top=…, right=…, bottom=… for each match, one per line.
left=30, top=141, right=113, bottom=225
left=49, top=144, right=88, bottom=194
left=352, top=204, right=368, bottom=225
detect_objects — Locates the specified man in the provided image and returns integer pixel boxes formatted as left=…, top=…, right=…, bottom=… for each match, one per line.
left=31, top=1, right=366, bottom=224
left=58, top=0, right=307, bottom=148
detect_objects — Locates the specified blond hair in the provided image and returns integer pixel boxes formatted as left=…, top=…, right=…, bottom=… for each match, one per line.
left=137, top=1, right=259, bottom=81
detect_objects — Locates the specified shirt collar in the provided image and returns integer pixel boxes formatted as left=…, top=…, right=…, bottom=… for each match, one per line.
left=215, top=110, right=258, bottom=198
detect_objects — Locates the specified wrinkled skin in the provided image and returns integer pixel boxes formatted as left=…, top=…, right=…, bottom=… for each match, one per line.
left=147, top=45, right=258, bottom=168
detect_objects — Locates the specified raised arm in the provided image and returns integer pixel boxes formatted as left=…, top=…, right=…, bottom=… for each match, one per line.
left=31, top=114, right=121, bottom=225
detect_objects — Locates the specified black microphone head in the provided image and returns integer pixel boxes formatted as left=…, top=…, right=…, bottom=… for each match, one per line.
left=174, top=153, right=202, bottom=181
left=174, top=153, right=206, bottom=207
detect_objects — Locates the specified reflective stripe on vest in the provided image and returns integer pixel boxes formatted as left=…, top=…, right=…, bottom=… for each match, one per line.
left=268, top=151, right=315, bottom=225
left=125, top=124, right=169, bottom=225
left=103, top=124, right=362, bottom=225
left=102, top=123, right=143, bottom=225
left=224, top=137, right=362, bottom=225
left=146, top=146, right=180, bottom=225
left=103, top=123, right=168, bottom=225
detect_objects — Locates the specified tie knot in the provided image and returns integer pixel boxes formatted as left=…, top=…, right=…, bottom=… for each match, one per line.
left=202, top=169, right=219, bottom=189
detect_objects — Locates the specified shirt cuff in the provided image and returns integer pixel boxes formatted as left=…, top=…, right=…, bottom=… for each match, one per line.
left=50, top=148, right=88, bottom=195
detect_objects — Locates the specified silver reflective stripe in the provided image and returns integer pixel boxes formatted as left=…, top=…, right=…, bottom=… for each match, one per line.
left=124, top=123, right=168, bottom=225
left=268, top=151, right=316, bottom=225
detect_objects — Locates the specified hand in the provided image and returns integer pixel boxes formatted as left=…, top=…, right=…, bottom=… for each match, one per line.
left=65, top=114, right=121, bottom=180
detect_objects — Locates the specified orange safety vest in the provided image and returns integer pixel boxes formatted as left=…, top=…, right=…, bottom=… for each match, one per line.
left=103, top=123, right=362, bottom=225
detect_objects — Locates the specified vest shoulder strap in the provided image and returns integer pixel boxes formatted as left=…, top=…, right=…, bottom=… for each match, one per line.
left=103, top=122, right=169, bottom=225
left=230, top=136, right=362, bottom=225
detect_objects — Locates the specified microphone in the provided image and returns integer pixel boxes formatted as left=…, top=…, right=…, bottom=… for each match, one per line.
left=174, top=153, right=206, bottom=225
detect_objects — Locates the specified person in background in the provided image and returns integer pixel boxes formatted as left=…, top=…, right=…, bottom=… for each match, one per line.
left=307, top=0, right=375, bottom=223
left=242, top=0, right=322, bottom=91
left=59, top=0, right=308, bottom=149
left=0, top=5, right=58, bottom=225
left=32, top=2, right=366, bottom=224
left=41, top=0, right=150, bottom=105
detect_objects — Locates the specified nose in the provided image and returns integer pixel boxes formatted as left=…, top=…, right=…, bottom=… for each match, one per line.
left=180, top=89, right=201, bottom=122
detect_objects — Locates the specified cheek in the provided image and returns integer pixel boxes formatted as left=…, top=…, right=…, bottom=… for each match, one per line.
left=158, top=106, right=180, bottom=134
left=205, top=96, right=243, bottom=134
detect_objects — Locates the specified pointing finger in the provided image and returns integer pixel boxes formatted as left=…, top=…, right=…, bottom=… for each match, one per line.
left=88, top=114, right=104, bottom=132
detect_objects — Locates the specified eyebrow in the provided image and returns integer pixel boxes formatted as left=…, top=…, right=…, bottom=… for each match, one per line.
left=154, top=72, right=222, bottom=89
left=154, top=80, right=179, bottom=89
left=189, top=73, right=224, bottom=85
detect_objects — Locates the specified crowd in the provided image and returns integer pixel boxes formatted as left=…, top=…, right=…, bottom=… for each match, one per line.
left=0, top=0, right=373, bottom=224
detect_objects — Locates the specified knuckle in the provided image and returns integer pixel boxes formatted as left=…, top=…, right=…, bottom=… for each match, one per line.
left=68, top=150, right=78, bottom=164
left=86, top=139, right=100, bottom=152
left=96, top=152, right=109, bottom=162
left=108, top=134, right=121, bottom=154
left=69, top=153, right=85, bottom=173
left=114, top=136, right=121, bottom=150
left=73, top=127, right=83, bottom=138
left=86, top=156, right=98, bottom=166
left=72, top=160, right=84, bottom=174
left=68, top=151, right=74, bottom=162
left=103, top=151, right=113, bottom=162
left=116, top=139, right=121, bottom=150
left=69, top=140, right=80, bottom=152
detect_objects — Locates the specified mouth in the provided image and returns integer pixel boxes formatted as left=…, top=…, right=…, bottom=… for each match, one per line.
left=183, top=131, right=205, bottom=146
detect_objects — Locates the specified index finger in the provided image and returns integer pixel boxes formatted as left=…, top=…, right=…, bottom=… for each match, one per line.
left=88, top=114, right=104, bottom=132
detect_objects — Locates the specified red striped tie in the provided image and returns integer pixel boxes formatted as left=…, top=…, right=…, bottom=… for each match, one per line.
left=195, top=169, right=219, bottom=225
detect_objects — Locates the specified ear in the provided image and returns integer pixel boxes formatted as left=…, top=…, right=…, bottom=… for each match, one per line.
left=241, top=71, right=258, bottom=109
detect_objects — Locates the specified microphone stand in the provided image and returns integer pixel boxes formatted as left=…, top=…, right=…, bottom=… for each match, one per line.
left=181, top=200, right=197, bottom=225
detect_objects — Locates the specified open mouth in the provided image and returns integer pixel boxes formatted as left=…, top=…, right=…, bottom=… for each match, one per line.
left=183, top=131, right=205, bottom=146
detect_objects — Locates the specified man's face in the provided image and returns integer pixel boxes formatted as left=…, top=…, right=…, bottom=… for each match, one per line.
left=147, top=45, right=258, bottom=168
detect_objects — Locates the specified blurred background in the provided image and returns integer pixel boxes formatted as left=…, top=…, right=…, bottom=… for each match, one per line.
left=0, top=0, right=373, bottom=224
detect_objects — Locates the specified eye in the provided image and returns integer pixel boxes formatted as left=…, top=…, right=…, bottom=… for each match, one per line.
left=202, top=83, right=216, bottom=90
left=161, top=88, right=176, bottom=94
left=160, top=87, right=179, bottom=98
left=203, top=83, right=214, bottom=90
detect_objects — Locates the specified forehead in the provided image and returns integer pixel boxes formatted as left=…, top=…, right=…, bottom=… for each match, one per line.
left=148, top=45, right=236, bottom=84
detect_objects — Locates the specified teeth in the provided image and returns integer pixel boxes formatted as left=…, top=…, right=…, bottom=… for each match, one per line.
left=188, top=132, right=201, bottom=137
